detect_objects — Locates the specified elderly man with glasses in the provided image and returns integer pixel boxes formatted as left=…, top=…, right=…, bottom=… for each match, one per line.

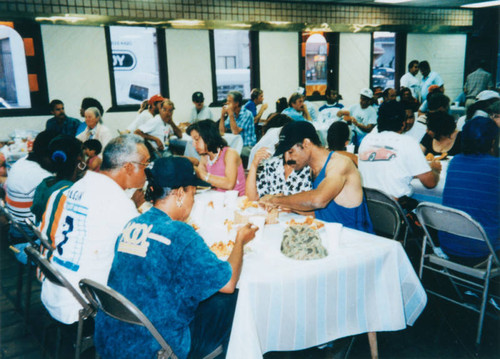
left=39, top=135, right=150, bottom=326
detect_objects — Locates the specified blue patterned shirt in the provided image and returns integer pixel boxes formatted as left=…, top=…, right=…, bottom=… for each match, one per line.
left=225, top=107, right=256, bottom=147
left=45, top=116, right=83, bottom=137
left=95, top=208, right=231, bottom=359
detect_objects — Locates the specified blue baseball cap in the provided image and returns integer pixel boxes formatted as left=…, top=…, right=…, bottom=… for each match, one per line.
left=150, top=157, right=209, bottom=189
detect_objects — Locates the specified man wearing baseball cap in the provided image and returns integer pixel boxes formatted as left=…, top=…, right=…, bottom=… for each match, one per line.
left=126, top=94, right=165, bottom=132
left=189, top=91, right=213, bottom=124
left=259, top=121, right=373, bottom=233
left=337, top=88, right=378, bottom=150
left=95, top=156, right=257, bottom=359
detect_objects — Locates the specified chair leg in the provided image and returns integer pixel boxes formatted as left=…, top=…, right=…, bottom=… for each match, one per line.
left=75, top=313, right=84, bottom=359
left=24, top=262, right=34, bottom=324
left=475, top=266, right=492, bottom=350
left=15, top=262, right=24, bottom=310
left=367, top=332, right=378, bottom=359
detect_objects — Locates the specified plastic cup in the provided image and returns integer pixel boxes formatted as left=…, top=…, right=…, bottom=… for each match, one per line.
left=248, top=216, right=266, bottom=243
left=324, top=223, right=343, bottom=254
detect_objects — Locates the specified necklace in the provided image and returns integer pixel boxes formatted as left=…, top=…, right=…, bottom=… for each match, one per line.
left=207, top=148, right=221, bottom=166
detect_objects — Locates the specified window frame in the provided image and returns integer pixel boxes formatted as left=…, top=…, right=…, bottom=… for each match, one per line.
left=0, top=20, right=49, bottom=117
left=299, top=32, right=339, bottom=101
left=208, top=29, right=260, bottom=107
left=104, top=26, right=169, bottom=113
left=369, top=31, right=406, bottom=90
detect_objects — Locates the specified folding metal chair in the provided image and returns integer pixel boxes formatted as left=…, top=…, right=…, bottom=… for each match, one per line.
left=0, top=199, right=39, bottom=314
left=416, top=202, right=500, bottom=350
left=364, top=187, right=410, bottom=247
left=79, top=278, right=179, bottom=359
left=79, top=279, right=224, bottom=359
left=24, top=246, right=95, bottom=359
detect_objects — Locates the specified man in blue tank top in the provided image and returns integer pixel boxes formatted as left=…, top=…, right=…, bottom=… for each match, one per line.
left=259, top=121, right=373, bottom=233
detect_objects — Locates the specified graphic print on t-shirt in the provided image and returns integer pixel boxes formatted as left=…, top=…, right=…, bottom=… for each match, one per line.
left=359, top=145, right=397, bottom=162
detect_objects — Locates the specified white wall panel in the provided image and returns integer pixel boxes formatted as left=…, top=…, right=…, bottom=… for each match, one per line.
left=259, top=31, right=299, bottom=116
left=406, top=34, right=466, bottom=101
left=165, top=29, right=214, bottom=124
left=338, top=33, right=372, bottom=108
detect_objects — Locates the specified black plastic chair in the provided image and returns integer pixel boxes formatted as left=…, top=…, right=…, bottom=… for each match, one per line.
left=364, top=187, right=410, bottom=247
left=416, top=202, right=500, bottom=351
left=24, top=246, right=95, bottom=359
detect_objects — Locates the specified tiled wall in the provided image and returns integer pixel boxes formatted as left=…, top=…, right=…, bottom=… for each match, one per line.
left=0, top=0, right=474, bottom=27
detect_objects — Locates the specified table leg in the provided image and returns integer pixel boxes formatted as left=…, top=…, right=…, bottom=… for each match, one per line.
left=368, top=332, right=378, bottom=359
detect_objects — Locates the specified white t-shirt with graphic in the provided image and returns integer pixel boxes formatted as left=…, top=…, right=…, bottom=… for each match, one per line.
left=40, top=171, right=139, bottom=324
left=358, top=131, right=430, bottom=198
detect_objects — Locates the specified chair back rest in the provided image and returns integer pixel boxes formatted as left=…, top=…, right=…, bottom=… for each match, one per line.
left=416, top=202, right=500, bottom=265
left=0, top=199, right=38, bottom=246
left=24, top=246, right=91, bottom=310
left=79, top=279, right=176, bottom=357
left=24, top=218, right=54, bottom=252
left=364, top=187, right=405, bottom=240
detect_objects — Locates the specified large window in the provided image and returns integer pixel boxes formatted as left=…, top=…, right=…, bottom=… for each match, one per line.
left=371, top=32, right=396, bottom=90
left=0, top=21, right=48, bottom=115
left=106, top=26, right=168, bottom=111
left=210, top=30, right=259, bottom=104
left=299, top=32, right=339, bottom=99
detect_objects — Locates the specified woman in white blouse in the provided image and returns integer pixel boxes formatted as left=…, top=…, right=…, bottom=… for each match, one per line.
left=77, top=107, right=113, bottom=150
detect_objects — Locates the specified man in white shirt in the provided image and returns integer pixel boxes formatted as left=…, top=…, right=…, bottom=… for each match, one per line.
left=338, top=88, right=378, bottom=150
left=135, top=99, right=183, bottom=157
left=126, top=94, right=164, bottom=132
left=40, top=135, right=149, bottom=324
left=399, top=60, right=420, bottom=99
left=189, top=91, right=213, bottom=124
left=358, top=101, right=441, bottom=209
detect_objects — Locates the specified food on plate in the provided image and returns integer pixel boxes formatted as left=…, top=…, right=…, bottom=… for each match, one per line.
left=208, top=201, right=214, bottom=209
left=191, top=223, right=200, bottom=231
left=281, top=224, right=327, bottom=260
left=286, top=216, right=324, bottom=230
left=224, top=219, right=234, bottom=232
left=234, top=196, right=278, bottom=225
left=426, top=152, right=447, bottom=162
left=210, top=240, right=234, bottom=259
left=237, top=196, right=259, bottom=210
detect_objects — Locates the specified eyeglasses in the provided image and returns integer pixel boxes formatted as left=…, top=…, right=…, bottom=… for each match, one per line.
left=130, top=160, right=151, bottom=168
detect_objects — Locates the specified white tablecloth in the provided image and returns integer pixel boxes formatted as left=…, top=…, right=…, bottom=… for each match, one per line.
left=191, top=192, right=426, bottom=358
left=218, top=215, right=424, bottom=358
left=410, top=160, right=449, bottom=204
left=183, top=133, right=244, bottom=158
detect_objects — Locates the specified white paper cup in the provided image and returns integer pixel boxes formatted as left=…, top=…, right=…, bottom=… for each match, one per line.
left=324, top=223, right=343, bottom=254
left=248, top=216, right=266, bottom=243
left=346, top=144, right=355, bottom=153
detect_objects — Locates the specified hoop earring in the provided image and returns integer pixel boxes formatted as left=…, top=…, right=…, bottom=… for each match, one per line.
left=77, top=161, right=87, bottom=171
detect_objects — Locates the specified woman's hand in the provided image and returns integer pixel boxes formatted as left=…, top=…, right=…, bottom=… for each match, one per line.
left=235, top=223, right=258, bottom=245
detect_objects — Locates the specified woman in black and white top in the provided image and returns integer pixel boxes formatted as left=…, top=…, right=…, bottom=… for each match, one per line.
left=245, top=147, right=312, bottom=201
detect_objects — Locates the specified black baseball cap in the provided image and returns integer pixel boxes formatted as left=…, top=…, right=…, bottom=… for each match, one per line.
left=274, top=121, right=320, bottom=156
left=150, top=157, right=209, bottom=189
left=192, top=91, right=204, bottom=102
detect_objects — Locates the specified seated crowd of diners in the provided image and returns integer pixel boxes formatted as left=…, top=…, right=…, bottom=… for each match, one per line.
left=0, top=78, right=499, bottom=358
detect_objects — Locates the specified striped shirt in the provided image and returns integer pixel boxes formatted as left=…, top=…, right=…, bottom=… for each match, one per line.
left=5, top=157, right=52, bottom=239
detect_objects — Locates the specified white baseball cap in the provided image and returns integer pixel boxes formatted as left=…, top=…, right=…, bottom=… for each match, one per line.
left=360, top=88, right=373, bottom=99
left=476, top=90, right=500, bottom=102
